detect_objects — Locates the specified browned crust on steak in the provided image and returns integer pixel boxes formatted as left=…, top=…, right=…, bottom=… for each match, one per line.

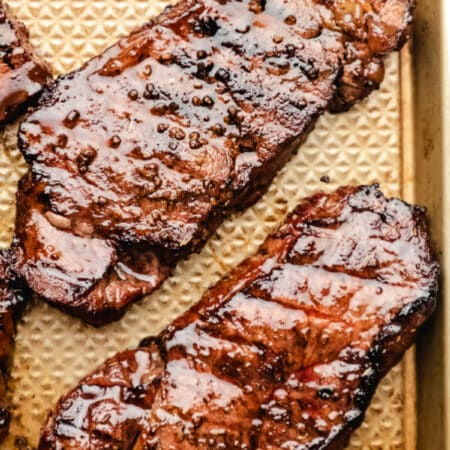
left=0, top=1, right=51, bottom=124
left=38, top=185, right=439, bottom=449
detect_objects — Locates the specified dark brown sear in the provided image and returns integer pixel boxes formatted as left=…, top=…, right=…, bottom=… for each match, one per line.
left=0, top=1, right=51, bottom=124
left=38, top=185, right=439, bottom=449
left=13, top=0, right=415, bottom=324
left=0, top=252, right=28, bottom=443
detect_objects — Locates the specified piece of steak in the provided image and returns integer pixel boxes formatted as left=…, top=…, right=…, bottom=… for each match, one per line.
left=0, top=251, right=28, bottom=442
left=38, top=185, right=439, bottom=449
left=14, top=0, right=415, bottom=324
left=0, top=1, right=51, bottom=124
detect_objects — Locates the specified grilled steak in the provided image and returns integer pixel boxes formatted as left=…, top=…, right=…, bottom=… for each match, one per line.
left=14, top=0, right=415, bottom=324
left=0, top=251, right=28, bottom=442
left=39, top=185, right=439, bottom=449
left=0, top=1, right=51, bottom=124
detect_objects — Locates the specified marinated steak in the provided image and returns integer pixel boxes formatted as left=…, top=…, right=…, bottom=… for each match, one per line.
left=0, top=1, right=51, bottom=124
left=14, top=0, right=415, bottom=324
left=0, top=251, right=28, bottom=442
left=39, top=185, right=439, bottom=449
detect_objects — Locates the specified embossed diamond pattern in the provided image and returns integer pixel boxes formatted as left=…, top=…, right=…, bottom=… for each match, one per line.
left=1, top=1, right=405, bottom=448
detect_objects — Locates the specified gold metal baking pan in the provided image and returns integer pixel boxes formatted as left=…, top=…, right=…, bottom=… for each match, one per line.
left=413, top=1, right=448, bottom=449
left=0, top=0, right=441, bottom=448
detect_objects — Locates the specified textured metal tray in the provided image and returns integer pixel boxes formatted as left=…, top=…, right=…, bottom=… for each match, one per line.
left=0, top=0, right=427, bottom=448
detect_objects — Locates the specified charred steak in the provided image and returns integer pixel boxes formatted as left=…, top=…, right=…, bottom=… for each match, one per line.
left=0, top=251, right=28, bottom=442
left=0, top=1, right=51, bottom=124
left=39, top=185, right=439, bottom=449
left=13, top=0, right=415, bottom=324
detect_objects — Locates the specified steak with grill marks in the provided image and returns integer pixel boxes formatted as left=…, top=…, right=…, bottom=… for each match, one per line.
left=38, top=185, right=439, bottom=449
left=13, top=0, right=415, bottom=324
left=0, top=1, right=51, bottom=124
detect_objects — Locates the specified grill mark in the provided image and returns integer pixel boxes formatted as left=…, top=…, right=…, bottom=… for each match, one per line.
left=246, top=264, right=424, bottom=317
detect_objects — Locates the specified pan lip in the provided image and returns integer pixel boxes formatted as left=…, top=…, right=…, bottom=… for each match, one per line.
left=412, top=0, right=450, bottom=448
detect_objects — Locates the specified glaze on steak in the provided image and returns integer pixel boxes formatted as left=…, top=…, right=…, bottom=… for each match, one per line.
left=14, top=0, right=415, bottom=324
left=0, top=1, right=51, bottom=124
left=39, top=185, right=439, bottom=449
left=0, top=251, right=28, bottom=442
